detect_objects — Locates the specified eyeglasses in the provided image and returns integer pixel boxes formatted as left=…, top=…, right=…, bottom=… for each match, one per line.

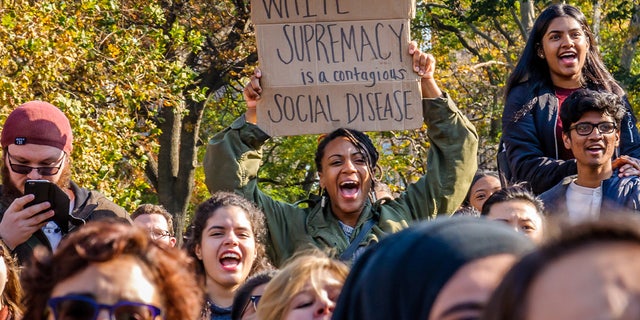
left=6, top=150, right=66, bottom=176
left=48, top=295, right=162, bottom=320
left=148, top=228, right=172, bottom=240
left=241, top=295, right=262, bottom=316
left=568, top=121, right=617, bottom=136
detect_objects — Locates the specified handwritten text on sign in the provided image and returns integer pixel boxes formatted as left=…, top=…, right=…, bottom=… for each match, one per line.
left=251, top=0, right=421, bottom=136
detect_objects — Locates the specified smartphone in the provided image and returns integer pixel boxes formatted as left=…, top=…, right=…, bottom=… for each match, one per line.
left=25, top=180, right=51, bottom=208
left=24, top=180, right=70, bottom=233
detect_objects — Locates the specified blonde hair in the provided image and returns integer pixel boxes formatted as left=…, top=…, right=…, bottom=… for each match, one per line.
left=256, top=249, right=349, bottom=320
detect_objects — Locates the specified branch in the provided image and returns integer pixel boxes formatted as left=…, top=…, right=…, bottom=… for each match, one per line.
left=431, top=15, right=482, bottom=59
left=138, top=142, right=159, bottom=190
left=510, top=7, right=528, bottom=42
left=431, top=15, right=498, bottom=85
left=492, top=17, right=516, bottom=47
left=421, top=3, right=451, bottom=10
left=467, top=23, right=504, bottom=51
left=471, top=61, right=508, bottom=70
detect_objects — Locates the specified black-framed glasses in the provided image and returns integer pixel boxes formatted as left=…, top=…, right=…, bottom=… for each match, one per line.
left=241, top=295, right=262, bottom=316
left=149, top=228, right=172, bottom=240
left=6, top=150, right=66, bottom=176
left=48, top=295, right=162, bottom=320
left=568, top=121, right=617, bottom=136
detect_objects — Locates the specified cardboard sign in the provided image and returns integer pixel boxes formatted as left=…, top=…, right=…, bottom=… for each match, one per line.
left=251, top=0, right=422, bottom=136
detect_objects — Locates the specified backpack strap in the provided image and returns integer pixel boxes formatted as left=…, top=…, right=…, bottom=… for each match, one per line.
left=339, top=219, right=375, bottom=261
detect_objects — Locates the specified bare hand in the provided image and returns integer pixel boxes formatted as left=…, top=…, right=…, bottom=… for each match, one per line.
left=409, top=41, right=442, bottom=98
left=243, top=68, right=262, bottom=124
left=409, top=41, right=436, bottom=80
left=0, top=194, right=54, bottom=250
left=613, top=155, right=640, bottom=178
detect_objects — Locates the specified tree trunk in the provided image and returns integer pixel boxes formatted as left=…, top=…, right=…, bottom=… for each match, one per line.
left=591, top=0, right=603, bottom=43
left=519, top=0, right=535, bottom=38
left=621, top=3, right=640, bottom=75
left=155, top=100, right=201, bottom=247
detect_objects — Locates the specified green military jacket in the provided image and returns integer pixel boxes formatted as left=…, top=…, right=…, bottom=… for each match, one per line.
left=204, top=94, right=478, bottom=267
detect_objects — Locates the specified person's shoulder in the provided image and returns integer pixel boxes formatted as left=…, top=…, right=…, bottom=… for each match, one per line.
left=507, top=80, right=556, bottom=100
left=72, top=184, right=129, bottom=220
left=540, top=176, right=574, bottom=200
left=616, top=174, right=640, bottom=188
left=504, top=81, right=535, bottom=114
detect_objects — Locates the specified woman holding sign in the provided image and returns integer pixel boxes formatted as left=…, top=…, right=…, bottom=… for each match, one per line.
left=204, top=42, right=478, bottom=267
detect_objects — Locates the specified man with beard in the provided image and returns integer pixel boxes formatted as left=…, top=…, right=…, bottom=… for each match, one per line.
left=0, top=101, right=129, bottom=264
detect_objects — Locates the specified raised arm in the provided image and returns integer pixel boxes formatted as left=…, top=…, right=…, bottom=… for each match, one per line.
left=203, top=70, right=310, bottom=266
left=398, top=42, right=479, bottom=218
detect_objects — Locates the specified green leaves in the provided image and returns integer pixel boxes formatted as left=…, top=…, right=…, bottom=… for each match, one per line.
left=1, top=0, right=636, bottom=220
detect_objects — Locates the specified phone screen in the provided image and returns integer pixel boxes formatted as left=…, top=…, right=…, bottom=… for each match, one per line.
left=24, top=180, right=71, bottom=232
left=24, top=180, right=52, bottom=208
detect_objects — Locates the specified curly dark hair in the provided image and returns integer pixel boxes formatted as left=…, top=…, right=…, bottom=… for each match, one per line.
left=560, top=88, right=626, bottom=132
left=185, top=191, right=272, bottom=282
left=21, top=219, right=203, bottom=320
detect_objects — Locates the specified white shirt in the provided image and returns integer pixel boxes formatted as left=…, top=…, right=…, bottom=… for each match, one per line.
left=566, top=180, right=602, bottom=224
left=41, top=199, right=75, bottom=251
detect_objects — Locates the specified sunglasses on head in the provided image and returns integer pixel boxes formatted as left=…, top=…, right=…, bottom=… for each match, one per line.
left=47, top=295, right=162, bottom=320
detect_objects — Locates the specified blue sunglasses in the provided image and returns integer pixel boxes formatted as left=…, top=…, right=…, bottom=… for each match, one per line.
left=48, top=294, right=162, bottom=320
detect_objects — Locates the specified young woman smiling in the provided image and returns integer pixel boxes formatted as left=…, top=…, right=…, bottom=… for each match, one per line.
left=186, top=192, right=272, bottom=320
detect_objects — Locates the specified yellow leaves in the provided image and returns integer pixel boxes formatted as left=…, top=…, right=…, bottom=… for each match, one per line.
left=106, top=43, right=121, bottom=58
left=114, top=86, right=124, bottom=99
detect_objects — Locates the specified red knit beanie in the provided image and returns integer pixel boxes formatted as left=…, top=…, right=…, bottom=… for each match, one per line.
left=1, top=101, right=73, bottom=154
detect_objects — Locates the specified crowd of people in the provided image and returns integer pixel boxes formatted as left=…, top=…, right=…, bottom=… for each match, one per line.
left=0, top=3, right=637, bottom=320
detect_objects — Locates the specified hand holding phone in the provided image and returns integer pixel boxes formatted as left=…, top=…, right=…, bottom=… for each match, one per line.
left=24, top=180, right=71, bottom=233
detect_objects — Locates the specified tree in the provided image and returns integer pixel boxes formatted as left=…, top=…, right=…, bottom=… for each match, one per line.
left=620, top=3, right=639, bottom=75
left=0, top=0, right=257, bottom=244
left=1, top=0, right=637, bottom=240
left=413, top=0, right=526, bottom=170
